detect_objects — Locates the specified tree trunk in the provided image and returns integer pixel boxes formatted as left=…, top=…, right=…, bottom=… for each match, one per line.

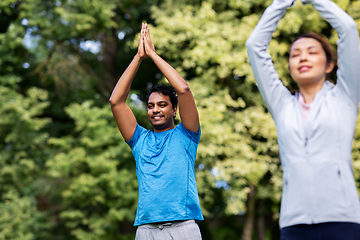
left=270, top=214, right=281, bottom=240
left=102, top=28, right=118, bottom=92
left=256, top=201, right=265, bottom=240
left=241, top=183, right=256, bottom=240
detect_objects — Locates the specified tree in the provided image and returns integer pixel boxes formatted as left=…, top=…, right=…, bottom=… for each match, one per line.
left=44, top=99, right=149, bottom=239
left=1, top=0, right=155, bottom=238
left=0, top=79, right=51, bottom=239
left=144, top=0, right=360, bottom=239
left=1, top=0, right=360, bottom=239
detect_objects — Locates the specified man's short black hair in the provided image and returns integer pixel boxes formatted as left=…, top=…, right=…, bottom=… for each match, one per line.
left=146, top=83, right=178, bottom=110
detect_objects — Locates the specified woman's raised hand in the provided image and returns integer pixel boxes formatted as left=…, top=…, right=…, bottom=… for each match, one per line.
left=275, top=0, right=296, bottom=7
left=300, top=0, right=312, bottom=5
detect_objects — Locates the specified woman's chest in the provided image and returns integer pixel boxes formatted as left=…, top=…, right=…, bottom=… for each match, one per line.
left=276, top=94, right=356, bottom=150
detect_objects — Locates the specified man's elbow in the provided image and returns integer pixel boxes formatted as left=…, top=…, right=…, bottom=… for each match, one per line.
left=177, top=84, right=191, bottom=95
left=109, top=97, right=121, bottom=107
left=109, top=97, right=115, bottom=106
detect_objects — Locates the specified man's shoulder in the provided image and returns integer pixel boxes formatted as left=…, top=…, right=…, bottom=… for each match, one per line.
left=127, top=124, right=150, bottom=147
left=174, top=122, right=201, bottom=143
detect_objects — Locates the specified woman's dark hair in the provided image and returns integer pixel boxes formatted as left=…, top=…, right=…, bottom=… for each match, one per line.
left=292, top=32, right=336, bottom=67
left=146, top=83, right=178, bottom=110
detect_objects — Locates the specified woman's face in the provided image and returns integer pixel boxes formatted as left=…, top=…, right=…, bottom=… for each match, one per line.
left=289, top=37, right=333, bottom=86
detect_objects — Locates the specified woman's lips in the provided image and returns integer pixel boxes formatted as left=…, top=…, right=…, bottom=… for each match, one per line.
left=299, top=65, right=311, bottom=72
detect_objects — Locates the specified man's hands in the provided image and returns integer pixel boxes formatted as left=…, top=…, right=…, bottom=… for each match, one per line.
left=136, top=23, right=156, bottom=61
left=137, top=23, right=147, bottom=61
left=144, top=23, right=156, bottom=58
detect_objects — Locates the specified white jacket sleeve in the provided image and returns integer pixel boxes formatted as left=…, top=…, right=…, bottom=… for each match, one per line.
left=310, top=0, right=360, bottom=106
left=246, top=0, right=294, bottom=118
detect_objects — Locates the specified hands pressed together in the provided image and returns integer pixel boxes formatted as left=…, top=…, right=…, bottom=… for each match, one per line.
left=137, top=23, right=156, bottom=61
left=276, top=0, right=313, bottom=8
left=299, top=0, right=312, bottom=5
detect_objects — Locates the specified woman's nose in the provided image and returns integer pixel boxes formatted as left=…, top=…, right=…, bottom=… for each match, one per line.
left=300, top=52, right=307, bottom=61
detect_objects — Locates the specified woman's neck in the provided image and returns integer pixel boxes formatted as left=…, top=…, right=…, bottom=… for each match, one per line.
left=298, top=80, right=325, bottom=104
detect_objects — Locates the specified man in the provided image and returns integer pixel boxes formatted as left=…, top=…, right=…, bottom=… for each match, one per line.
left=109, top=23, right=203, bottom=240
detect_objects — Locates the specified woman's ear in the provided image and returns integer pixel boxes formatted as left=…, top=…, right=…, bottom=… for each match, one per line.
left=325, top=61, right=335, bottom=74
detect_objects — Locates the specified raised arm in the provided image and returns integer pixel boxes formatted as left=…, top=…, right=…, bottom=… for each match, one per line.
left=143, top=24, right=199, bottom=132
left=303, top=0, right=360, bottom=105
left=245, top=0, right=295, bottom=117
left=109, top=23, right=147, bottom=142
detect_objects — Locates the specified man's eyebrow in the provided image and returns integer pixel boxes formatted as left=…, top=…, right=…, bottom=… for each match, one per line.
left=147, top=101, right=168, bottom=105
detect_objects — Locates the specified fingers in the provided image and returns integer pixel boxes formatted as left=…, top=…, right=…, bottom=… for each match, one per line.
left=300, top=0, right=311, bottom=5
left=143, top=23, right=150, bottom=43
left=137, top=23, right=147, bottom=59
left=144, top=35, right=153, bottom=53
left=143, top=23, right=151, bottom=42
left=141, top=22, right=147, bottom=35
left=143, top=23, right=155, bottom=53
left=140, top=23, right=146, bottom=45
left=275, top=0, right=295, bottom=7
left=145, top=23, right=150, bottom=37
left=142, top=23, right=151, bottom=47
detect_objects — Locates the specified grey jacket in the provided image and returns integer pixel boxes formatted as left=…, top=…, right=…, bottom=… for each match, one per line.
left=246, top=0, right=360, bottom=228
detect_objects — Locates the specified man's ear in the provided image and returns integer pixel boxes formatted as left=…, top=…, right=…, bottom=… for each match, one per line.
left=173, top=105, right=177, bottom=117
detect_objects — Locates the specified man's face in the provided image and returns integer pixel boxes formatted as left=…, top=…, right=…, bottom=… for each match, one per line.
left=147, top=92, right=177, bottom=132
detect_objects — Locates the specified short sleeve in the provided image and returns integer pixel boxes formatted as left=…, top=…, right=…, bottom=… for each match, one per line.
left=178, top=122, right=201, bottom=144
left=127, top=124, right=147, bottom=149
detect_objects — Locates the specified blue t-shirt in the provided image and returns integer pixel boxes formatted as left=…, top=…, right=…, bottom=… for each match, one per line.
left=127, top=122, right=204, bottom=226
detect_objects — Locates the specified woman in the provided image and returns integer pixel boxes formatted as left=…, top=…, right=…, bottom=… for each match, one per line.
left=246, top=0, right=360, bottom=239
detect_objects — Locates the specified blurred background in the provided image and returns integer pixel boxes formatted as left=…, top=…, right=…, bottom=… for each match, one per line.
left=1, top=0, right=360, bottom=239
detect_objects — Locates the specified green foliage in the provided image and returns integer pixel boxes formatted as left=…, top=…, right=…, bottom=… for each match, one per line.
left=1, top=0, right=360, bottom=239
left=0, top=83, right=50, bottom=193
left=146, top=0, right=360, bottom=230
left=45, top=99, right=148, bottom=239
left=352, top=111, right=360, bottom=196
left=0, top=80, right=51, bottom=238
left=0, top=192, right=48, bottom=240
left=147, top=0, right=281, bottom=219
